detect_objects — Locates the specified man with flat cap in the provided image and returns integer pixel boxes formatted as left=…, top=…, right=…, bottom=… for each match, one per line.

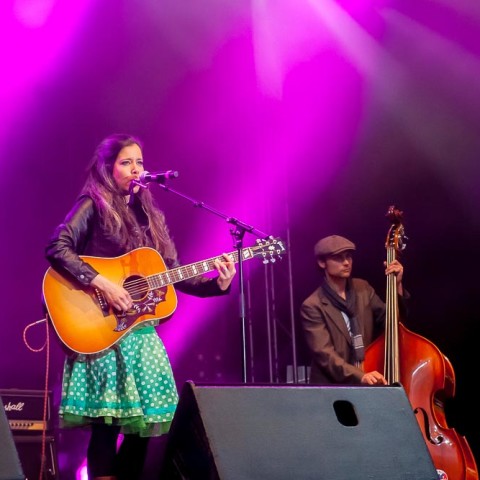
left=300, top=235, right=406, bottom=385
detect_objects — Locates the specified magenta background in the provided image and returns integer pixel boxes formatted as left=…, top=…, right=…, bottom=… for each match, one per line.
left=1, top=0, right=479, bottom=476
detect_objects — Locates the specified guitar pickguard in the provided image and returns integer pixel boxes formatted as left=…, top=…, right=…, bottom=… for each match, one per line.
left=113, top=287, right=167, bottom=332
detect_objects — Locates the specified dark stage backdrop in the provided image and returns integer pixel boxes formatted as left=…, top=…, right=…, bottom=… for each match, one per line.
left=1, top=0, right=479, bottom=477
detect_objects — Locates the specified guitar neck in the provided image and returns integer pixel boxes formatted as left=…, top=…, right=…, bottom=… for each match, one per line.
left=43, top=237, right=284, bottom=355
left=148, top=247, right=254, bottom=288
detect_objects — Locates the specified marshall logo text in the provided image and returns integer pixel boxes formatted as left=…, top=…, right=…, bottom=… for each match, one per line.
left=4, top=401, right=25, bottom=412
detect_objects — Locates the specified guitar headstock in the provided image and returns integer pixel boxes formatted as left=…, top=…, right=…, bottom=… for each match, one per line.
left=253, top=236, right=286, bottom=263
left=385, top=205, right=407, bottom=254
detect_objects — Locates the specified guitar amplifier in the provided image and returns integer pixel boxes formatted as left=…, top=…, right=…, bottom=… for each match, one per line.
left=1, top=389, right=53, bottom=432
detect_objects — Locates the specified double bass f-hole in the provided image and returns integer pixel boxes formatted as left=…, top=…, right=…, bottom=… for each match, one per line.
left=414, top=405, right=444, bottom=445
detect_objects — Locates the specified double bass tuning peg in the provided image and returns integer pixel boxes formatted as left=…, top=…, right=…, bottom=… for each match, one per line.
left=399, top=234, right=409, bottom=251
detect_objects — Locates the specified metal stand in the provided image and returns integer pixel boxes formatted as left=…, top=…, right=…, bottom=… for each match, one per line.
left=142, top=179, right=278, bottom=383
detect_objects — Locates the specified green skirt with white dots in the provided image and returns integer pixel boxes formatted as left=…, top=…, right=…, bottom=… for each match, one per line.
left=58, top=325, right=179, bottom=437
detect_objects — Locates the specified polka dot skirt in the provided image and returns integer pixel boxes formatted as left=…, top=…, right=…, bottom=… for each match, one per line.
left=59, top=326, right=179, bottom=436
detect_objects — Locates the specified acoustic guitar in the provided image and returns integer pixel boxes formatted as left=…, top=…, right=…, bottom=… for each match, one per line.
left=43, top=236, right=286, bottom=355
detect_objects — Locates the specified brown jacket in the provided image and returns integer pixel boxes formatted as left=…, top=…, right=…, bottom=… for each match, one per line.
left=300, top=278, right=387, bottom=385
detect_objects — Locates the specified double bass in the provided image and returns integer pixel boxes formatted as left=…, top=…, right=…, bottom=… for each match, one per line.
left=364, top=205, right=478, bottom=480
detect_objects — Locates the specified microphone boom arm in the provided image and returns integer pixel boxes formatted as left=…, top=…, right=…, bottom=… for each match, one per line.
left=150, top=181, right=272, bottom=383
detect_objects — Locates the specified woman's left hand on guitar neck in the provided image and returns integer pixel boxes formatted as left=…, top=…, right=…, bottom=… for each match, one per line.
left=214, top=253, right=236, bottom=291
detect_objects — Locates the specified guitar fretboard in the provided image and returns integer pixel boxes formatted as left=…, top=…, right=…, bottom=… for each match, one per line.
left=147, top=247, right=255, bottom=289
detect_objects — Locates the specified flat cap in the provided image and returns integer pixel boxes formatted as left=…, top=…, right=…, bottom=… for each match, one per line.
left=314, top=235, right=356, bottom=258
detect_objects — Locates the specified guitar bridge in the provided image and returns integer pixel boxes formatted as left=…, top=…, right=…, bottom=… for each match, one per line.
left=94, top=289, right=110, bottom=316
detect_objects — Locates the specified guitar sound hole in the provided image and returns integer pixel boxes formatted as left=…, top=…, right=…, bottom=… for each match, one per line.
left=124, top=275, right=149, bottom=301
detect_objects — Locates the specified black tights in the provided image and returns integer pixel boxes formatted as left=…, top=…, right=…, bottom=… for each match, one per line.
left=87, top=423, right=150, bottom=480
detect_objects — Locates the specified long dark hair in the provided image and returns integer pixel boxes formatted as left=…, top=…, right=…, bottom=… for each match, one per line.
left=81, top=133, right=177, bottom=261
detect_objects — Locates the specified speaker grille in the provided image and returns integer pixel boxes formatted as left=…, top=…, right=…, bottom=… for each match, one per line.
left=161, top=381, right=438, bottom=480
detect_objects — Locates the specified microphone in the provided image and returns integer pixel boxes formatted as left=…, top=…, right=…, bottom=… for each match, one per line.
left=139, top=170, right=179, bottom=184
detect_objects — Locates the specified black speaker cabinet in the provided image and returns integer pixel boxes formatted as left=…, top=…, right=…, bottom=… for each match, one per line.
left=0, top=395, right=24, bottom=480
left=160, top=381, right=438, bottom=480
left=13, top=435, right=59, bottom=480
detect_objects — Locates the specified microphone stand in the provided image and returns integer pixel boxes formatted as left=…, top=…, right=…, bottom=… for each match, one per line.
left=141, top=179, right=269, bottom=384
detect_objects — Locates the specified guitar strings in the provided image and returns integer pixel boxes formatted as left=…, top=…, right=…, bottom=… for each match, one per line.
left=94, top=241, right=279, bottom=305
left=116, top=242, right=279, bottom=296
left=120, top=252, right=243, bottom=296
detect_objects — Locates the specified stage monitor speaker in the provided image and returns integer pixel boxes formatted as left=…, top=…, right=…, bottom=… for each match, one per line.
left=13, top=435, right=59, bottom=480
left=160, top=381, right=438, bottom=480
left=0, top=395, right=24, bottom=480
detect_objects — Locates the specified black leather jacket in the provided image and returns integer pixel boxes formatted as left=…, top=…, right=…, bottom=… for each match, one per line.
left=45, top=195, right=228, bottom=297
